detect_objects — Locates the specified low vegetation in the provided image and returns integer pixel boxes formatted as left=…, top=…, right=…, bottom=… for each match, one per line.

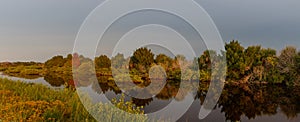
left=0, top=62, right=44, bottom=78
left=0, top=78, right=147, bottom=122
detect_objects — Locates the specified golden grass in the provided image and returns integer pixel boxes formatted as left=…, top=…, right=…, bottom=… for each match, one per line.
left=0, top=78, right=148, bottom=122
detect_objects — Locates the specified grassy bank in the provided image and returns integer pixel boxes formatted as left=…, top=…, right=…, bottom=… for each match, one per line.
left=0, top=78, right=147, bottom=122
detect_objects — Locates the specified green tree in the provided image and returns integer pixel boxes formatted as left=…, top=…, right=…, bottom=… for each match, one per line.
left=225, top=40, right=247, bottom=81
left=197, top=50, right=217, bottom=81
left=62, top=54, right=73, bottom=77
left=244, top=46, right=262, bottom=68
left=130, top=47, right=155, bottom=73
left=155, top=54, right=173, bottom=71
left=260, top=48, right=283, bottom=83
left=95, top=55, right=111, bottom=69
left=243, top=46, right=263, bottom=82
left=44, top=55, right=66, bottom=69
left=66, top=54, right=72, bottom=60
left=198, top=50, right=217, bottom=71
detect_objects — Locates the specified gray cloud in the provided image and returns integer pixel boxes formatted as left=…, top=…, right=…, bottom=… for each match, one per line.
left=0, top=0, right=299, bottom=62
left=196, top=0, right=300, bottom=50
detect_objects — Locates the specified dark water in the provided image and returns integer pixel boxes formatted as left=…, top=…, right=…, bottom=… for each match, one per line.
left=1, top=73, right=300, bottom=122
left=96, top=78, right=300, bottom=122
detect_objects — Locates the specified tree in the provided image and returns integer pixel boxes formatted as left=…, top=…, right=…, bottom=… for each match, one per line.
left=225, top=40, right=247, bottom=81
left=174, top=54, right=186, bottom=62
left=44, top=55, right=66, bottom=69
left=243, top=46, right=264, bottom=82
left=278, top=46, right=297, bottom=72
left=74, top=61, right=95, bottom=86
left=72, top=53, right=81, bottom=68
left=197, top=50, right=217, bottom=81
left=244, top=46, right=262, bottom=68
left=95, top=55, right=111, bottom=69
left=259, top=48, right=283, bottom=83
left=198, top=50, right=217, bottom=70
left=130, top=47, right=155, bottom=73
left=278, top=46, right=298, bottom=85
left=155, top=54, right=172, bottom=64
left=62, top=54, right=73, bottom=76
left=295, top=52, right=300, bottom=74
left=111, top=53, right=126, bottom=69
left=173, top=54, right=189, bottom=69
left=155, top=54, right=173, bottom=71
left=66, top=54, right=72, bottom=60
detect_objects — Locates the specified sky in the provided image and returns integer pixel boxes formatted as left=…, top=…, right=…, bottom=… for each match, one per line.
left=0, top=0, right=300, bottom=62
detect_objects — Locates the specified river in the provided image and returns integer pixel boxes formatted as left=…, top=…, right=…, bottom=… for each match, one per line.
left=1, top=72, right=300, bottom=122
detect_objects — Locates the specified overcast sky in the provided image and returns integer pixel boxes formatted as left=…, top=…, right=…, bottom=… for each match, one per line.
left=0, top=0, right=299, bottom=62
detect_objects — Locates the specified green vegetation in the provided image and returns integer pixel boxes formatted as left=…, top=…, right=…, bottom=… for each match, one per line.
left=95, top=55, right=111, bottom=69
left=1, top=40, right=299, bottom=87
left=0, top=62, right=44, bottom=78
left=0, top=40, right=300, bottom=121
left=223, top=41, right=300, bottom=86
left=0, top=78, right=147, bottom=121
left=106, top=40, right=300, bottom=86
left=44, top=54, right=72, bottom=75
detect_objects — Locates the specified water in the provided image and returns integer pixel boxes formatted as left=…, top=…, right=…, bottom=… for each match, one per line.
left=0, top=72, right=64, bottom=90
left=1, top=73, right=300, bottom=122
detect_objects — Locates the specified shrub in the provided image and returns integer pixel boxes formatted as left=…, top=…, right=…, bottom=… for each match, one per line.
left=0, top=78, right=149, bottom=122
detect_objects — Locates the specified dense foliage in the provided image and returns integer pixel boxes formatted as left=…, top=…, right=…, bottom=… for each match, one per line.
left=1, top=40, right=299, bottom=86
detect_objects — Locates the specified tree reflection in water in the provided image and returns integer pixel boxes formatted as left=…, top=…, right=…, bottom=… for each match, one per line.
left=90, top=76, right=300, bottom=121
left=200, top=83, right=300, bottom=121
left=44, top=73, right=67, bottom=87
left=41, top=74, right=300, bottom=121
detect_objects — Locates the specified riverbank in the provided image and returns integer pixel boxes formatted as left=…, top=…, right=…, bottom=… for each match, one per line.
left=0, top=78, right=147, bottom=122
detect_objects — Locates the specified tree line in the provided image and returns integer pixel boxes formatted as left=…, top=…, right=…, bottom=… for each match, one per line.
left=2, top=40, right=299, bottom=86
left=91, top=40, right=300, bottom=86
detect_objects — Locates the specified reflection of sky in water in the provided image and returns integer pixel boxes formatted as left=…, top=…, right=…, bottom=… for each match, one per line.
left=1, top=73, right=300, bottom=121
left=0, top=73, right=64, bottom=90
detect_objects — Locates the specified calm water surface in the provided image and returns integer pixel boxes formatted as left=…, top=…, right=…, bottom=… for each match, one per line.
left=0, top=72, right=64, bottom=89
left=1, top=73, right=300, bottom=122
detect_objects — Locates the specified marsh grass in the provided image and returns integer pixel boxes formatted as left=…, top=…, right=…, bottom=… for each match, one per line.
left=0, top=78, right=148, bottom=122
left=3, top=65, right=44, bottom=76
